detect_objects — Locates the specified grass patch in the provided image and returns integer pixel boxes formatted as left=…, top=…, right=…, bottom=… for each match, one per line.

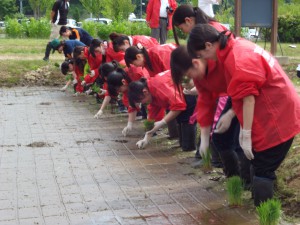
left=202, top=147, right=212, bottom=171
left=226, top=176, right=244, bottom=207
left=256, top=198, right=281, bottom=225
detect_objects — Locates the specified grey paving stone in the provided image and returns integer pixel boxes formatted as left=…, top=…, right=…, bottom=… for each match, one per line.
left=0, top=87, right=260, bottom=225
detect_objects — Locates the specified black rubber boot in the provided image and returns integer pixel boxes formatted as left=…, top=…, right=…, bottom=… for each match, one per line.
left=43, top=42, right=52, bottom=61
left=195, top=136, right=201, bottom=159
left=167, top=119, right=179, bottom=139
left=180, top=123, right=196, bottom=151
left=253, top=176, right=274, bottom=206
left=236, top=151, right=252, bottom=190
left=218, top=151, right=240, bottom=177
left=210, top=142, right=223, bottom=168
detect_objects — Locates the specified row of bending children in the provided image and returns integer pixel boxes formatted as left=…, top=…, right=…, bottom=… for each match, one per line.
left=58, top=4, right=300, bottom=209
left=169, top=4, right=300, bottom=208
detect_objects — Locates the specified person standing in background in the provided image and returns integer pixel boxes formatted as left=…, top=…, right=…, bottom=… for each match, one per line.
left=198, top=0, right=219, bottom=18
left=146, top=0, right=177, bottom=44
left=43, top=0, right=70, bottom=61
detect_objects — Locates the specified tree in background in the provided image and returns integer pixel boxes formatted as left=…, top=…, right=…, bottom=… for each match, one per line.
left=102, top=0, right=135, bottom=20
left=80, top=0, right=104, bottom=19
left=28, top=0, right=52, bottom=19
left=80, top=0, right=135, bottom=20
left=0, top=0, right=18, bottom=20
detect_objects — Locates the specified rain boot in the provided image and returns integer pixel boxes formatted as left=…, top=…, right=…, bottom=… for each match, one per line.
left=180, top=122, right=196, bottom=151
left=253, top=176, right=274, bottom=206
left=177, top=123, right=182, bottom=147
left=210, top=143, right=223, bottom=168
left=218, top=151, right=239, bottom=177
left=236, top=151, right=252, bottom=190
left=195, top=136, right=201, bottom=159
left=43, top=42, right=52, bottom=61
left=167, top=119, right=179, bottom=139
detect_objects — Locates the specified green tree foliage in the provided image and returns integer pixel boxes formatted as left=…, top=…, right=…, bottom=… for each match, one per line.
left=101, top=0, right=136, bottom=21
left=0, top=0, right=18, bottom=20
left=80, top=0, right=135, bottom=21
left=79, top=0, right=104, bottom=18
left=28, top=0, right=52, bottom=19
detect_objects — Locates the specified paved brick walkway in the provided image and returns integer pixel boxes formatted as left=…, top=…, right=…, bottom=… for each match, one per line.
left=0, top=87, right=258, bottom=225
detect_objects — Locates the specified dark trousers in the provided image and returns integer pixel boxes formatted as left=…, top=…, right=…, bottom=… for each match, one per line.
left=151, top=18, right=168, bottom=44
left=252, top=137, right=294, bottom=180
left=212, top=97, right=242, bottom=154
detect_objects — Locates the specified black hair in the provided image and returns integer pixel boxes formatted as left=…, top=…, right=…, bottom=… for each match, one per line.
left=61, top=58, right=74, bottom=75
left=107, top=68, right=132, bottom=97
left=89, top=38, right=104, bottom=58
left=170, top=46, right=193, bottom=94
left=109, top=32, right=130, bottom=52
left=73, top=46, right=85, bottom=60
left=128, top=78, right=148, bottom=108
left=187, top=24, right=230, bottom=58
left=97, top=60, right=119, bottom=85
left=59, top=26, right=70, bottom=36
left=172, top=4, right=216, bottom=45
left=124, top=46, right=153, bottom=71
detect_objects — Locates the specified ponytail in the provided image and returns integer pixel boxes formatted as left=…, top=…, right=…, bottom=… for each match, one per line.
left=107, top=68, right=132, bottom=97
left=128, top=78, right=148, bottom=108
left=124, top=45, right=153, bottom=71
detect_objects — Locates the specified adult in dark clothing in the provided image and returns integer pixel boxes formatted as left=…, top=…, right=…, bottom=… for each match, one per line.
left=50, top=39, right=85, bottom=59
left=43, top=0, right=70, bottom=61
left=59, top=26, right=93, bottom=46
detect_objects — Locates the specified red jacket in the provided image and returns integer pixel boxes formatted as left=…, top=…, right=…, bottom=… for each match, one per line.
left=145, top=43, right=177, bottom=77
left=83, top=47, right=103, bottom=83
left=147, top=70, right=186, bottom=121
left=216, top=38, right=300, bottom=151
left=146, top=0, right=177, bottom=30
left=106, top=42, right=125, bottom=62
left=131, top=35, right=159, bottom=48
left=193, top=20, right=229, bottom=126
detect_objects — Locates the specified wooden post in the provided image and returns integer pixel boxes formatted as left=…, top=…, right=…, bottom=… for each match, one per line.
left=234, top=0, right=242, bottom=37
left=271, top=0, right=278, bottom=55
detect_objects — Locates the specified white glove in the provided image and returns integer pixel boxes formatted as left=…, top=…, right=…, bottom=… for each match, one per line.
left=214, top=110, right=235, bottom=134
left=90, top=70, right=95, bottom=77
left=239, top=128, right=254, bottom=160
left=85, top=89, right=92, bottom=95
left=81, top=80, right=86, bottom=86
left=122, top=122, right=133, bottom=137
left=136, top=132, right=152, bottom=149
left=183, top=88, right=193, bottom=95
left=199, top=127, right=211, bottom=157
left=73, top=92, right=80, bottom=97
left=149, top=119, right=167, bottom=134
left=94, top=109, right=103, bottom=119
left=72, top=79, right=78, bottom=85
left=60, top=85, right=68, bottom=91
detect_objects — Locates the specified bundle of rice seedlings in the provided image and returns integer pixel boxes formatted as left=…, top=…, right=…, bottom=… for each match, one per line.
left=256, top=198, right=281, bottom=225
left=226, top=176, right=244, bottom=207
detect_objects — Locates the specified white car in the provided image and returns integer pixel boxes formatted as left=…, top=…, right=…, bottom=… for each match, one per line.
left=66, top=19, right=78, bottom=28
left=84, top=18, right=112, bottom=25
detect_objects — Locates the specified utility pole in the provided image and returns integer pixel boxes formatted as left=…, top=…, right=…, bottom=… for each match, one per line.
left=20, top=0, right=23, bottom=14
left=140, top=0, right=142, bottom=18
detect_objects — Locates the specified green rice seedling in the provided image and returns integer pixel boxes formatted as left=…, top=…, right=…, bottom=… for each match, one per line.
left=256, top=198, right=281, bottom=225
left=202, top=147, right=212, bottom=171
left=226, top=176, right=244, bottom=207
left=65, top=74, right=72, bottom=81
left=91, top=83, right=101, bottom=94
left=144, top=119, right=155, bottom=132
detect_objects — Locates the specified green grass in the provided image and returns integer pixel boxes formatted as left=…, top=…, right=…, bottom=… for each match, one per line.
left=256, top=199, right=282, bottom=225
left=226, top=176, right=244, bottom=207
left=202, top=147, right=212, bottom=171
